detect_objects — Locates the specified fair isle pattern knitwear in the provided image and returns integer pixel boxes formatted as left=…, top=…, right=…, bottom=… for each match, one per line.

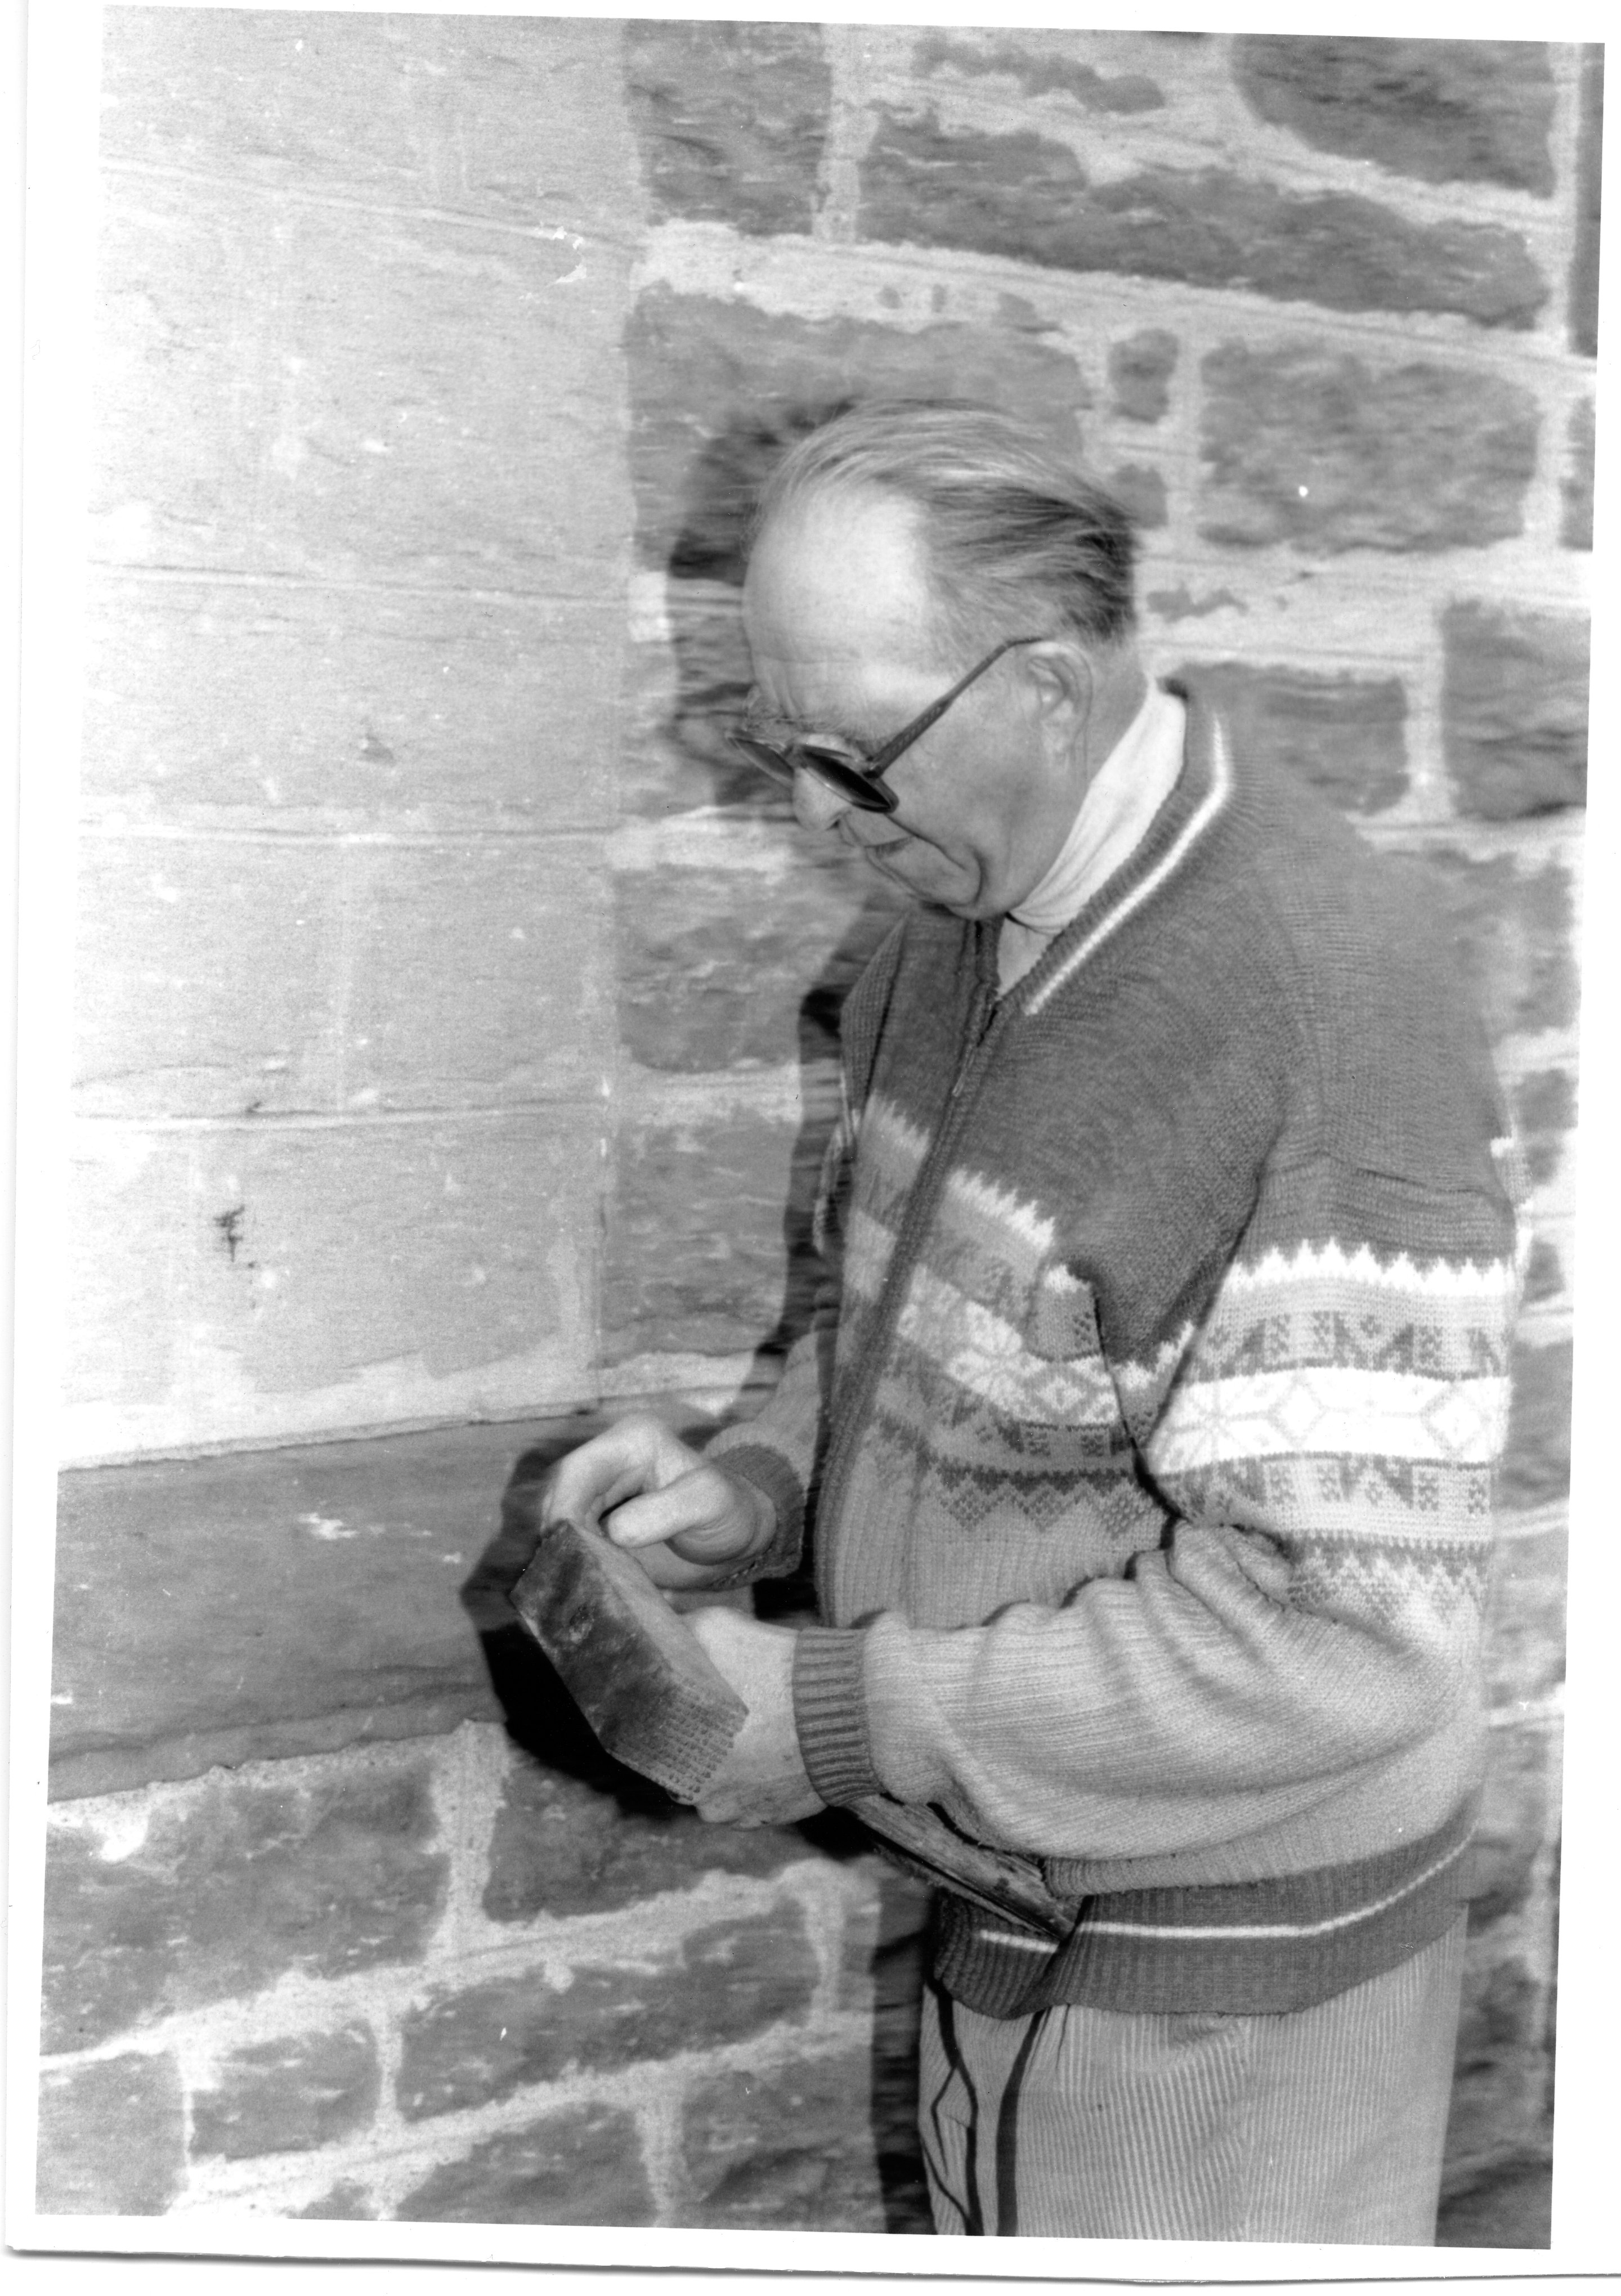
left=707, top=687, right=1520, bottom=2019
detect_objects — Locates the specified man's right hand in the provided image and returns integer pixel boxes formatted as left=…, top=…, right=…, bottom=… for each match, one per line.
left=540, top=1413, right=774, bottom=1591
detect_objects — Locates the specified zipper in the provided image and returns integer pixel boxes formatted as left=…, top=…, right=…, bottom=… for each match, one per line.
left=816, top=928, right=1010, bottom=1613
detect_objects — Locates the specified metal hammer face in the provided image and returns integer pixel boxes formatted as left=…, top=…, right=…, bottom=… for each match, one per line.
left=509, top=1508, right=747, bottom=1804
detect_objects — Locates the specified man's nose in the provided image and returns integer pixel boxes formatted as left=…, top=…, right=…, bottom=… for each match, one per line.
left=791, top=767, right=853, bottom=832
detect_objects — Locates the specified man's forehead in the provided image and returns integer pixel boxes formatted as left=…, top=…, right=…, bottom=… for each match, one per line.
left=744, top=486, right=938, bottom=659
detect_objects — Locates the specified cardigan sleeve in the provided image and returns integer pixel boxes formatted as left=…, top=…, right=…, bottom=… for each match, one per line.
left=792, top=1156, right=1521, bottom=1864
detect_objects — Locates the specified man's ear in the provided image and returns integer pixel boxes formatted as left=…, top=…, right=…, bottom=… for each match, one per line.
left=1022, top=641, right=1094, bottom=737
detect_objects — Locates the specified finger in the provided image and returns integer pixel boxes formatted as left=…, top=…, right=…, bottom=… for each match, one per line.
left=601, top=1469, right=732, bottom=1554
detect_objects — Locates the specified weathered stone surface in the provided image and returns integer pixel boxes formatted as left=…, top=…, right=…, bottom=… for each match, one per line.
left=1561, top=399, right=1595, bottom=551
left=1442, top=605, right=1589, bottom=819
left=859, top=116, right=1546, bottom=328
left=1146, top=585, right=1247, bottom=626
left=617, top=850, right=906, bottom=1074
left=396, top=2101, right=653, bottom=2223
left=1438, top=2155, right=1551, bottom=2250
left=1470, top=1728, right=1555, bottom=1932
left=1523, top=1237, right=1563, bottom=1307
left=1108, top=328, right=1177, bottom=423
left=1486, top=1525, right=1567, bottom=1717
left=1569, top=47, right=1603, bottom=356
left=1381, top=846, right=1578, bottom=1043
left=913, top=32, right=1164, bottom=111
left=297, top=2180, right=378, bottom=2218
left=1199, top=346, right=1539, bottom=553
left=626, top=287, right=1087, bottom=576
left=398, top=1909, right=816, bottom=2118
left=680, top=2047, right=890, bottom=2229
left=42, top=1755, right=445, bottom=2053
left=1232, top=39, right=1555, bottom=195
left=1105, top=463, right=1167, bottom=530
left=604, top=1096, right=839, bottom=1365
left=71, top=837, right=342, bottom=1120
left=36, top=2051, right=186, bottom=2215
left=63, top=1113, right=598, bottom=1434
left=99, top=10, right=630, bottom=232
left=1176, top=661, right=1408, bottom=814
left=653, top=582, right=768, bottom=805
left=482, top=1754, right=808, bottom=1923
left=624, top=21, right=829, bottom=235
left=1447, top=1954, right=1550, bottom=2171
left=48, top=1424, right=563, bottom=1796
left=191, top=2021, right=380, bottom=2159
left=90, top=172, right=630, bottom=590
left=82, top=575, right=620, bottom=827
left=1501, top=1340, right=1573, bottom=1510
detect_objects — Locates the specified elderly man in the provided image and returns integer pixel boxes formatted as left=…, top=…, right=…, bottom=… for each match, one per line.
left=545, top=402, right=1520, bottom=2243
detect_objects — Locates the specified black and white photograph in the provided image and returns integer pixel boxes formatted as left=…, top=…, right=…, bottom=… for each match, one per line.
left=7, top=1, right=1611, bottom=2276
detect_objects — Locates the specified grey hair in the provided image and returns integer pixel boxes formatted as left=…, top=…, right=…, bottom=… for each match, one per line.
left=746, top=398, right=1137, bottom=661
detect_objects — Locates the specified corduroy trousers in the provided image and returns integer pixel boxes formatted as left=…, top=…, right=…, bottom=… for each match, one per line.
left=919, top=1916, right=1467, bottom=2243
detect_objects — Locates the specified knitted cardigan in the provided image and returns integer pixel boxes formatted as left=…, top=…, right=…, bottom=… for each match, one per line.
left=707, top=691, right=1521, bottom=2018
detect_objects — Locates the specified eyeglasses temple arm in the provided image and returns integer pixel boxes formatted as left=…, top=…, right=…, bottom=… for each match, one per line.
left=865, top=636, right=1044, bottom=772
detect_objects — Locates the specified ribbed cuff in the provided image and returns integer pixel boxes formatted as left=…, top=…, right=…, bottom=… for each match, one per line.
left=702, top=1443, right=804, bottom=1587
left=792, top=1627, right=882, bottom=1806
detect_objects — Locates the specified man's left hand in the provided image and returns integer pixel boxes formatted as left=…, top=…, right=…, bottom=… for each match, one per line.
left=686, top=1608, right=825, bottom=1827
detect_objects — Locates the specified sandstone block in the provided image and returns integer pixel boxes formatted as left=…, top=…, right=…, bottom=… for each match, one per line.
left=82, top=574, right=620, bottom=828
left=624, top=21, right=829, bottom=235
left=190, top=2020, right=380, bottom=2159
left=626, top=287, right=1087, bottom=577
left=1447, top=1953, right=1548, bottom=2171
left=481, top=1753, right=808, bottom=1923
left=1470, top=1727, right=1555, bottom=1934
left=1379, top=845, right=1578, bottom=1043
left=1178, top=662, right=1407, bottom=814
left=297, top=2181, right=377, bottom=2218
left=1108, top=328, right=1178, bottom=423
left=679, top=2047, right=887, bottom=2229
left=859, top=116, right=1545, bottom=328
left=1199, top=345, right=1538, bottom=553
left=71, top=837, right=342, bottom=1120
left=64, top=1113, right=599, bottom=1429
left=42, top=1755, right=445, bottom=2053
left=912, top=31, right=1166, bottom=113
left=1501, top=1340, right=1572, bottom=1510
left=1485, top=1523, right=1568, bottom=1717
left=1512, top=1068, right=1576, bottom=1189
left=1570, top=47, right=1602, bottom=356
left=1105, top=463, right=1167, bottom=530
left=1232, top=38, right=1555, bottom=194
left=342, top=840, right=610, bottom=1110
left=36, top=2051, right=186, bottom=2215
left=48, top=1424, right=548, bottom=1797
left=396, top=2101, right=653, bottom=2223
left=1561, top=400, right=1595, bottom=550
left=90, top=173, right=629, bottom=590
left=617, top=851, right=906, bottom=1073
left=398, top=1907, right=816, bottom=2119
left=1442, top=604, right=1589, bottom=819
left=603, top=1098, right=835, bottom=1366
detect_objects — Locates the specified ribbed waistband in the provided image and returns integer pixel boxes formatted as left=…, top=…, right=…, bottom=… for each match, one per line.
left=930, top=1796, right=1479, bottom=2019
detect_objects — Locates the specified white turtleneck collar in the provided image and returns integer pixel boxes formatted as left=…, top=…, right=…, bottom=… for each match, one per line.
left=997, top=681, right=1187, bottom=993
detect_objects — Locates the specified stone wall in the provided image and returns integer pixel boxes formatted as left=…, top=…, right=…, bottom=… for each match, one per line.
left=42, top=15, right=1592, bottom=2243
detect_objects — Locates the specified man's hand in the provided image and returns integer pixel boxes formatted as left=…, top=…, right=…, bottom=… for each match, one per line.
left=541, top=1412, right=774, bottom=1591
left=686, top=1608, right=825, bottom=1828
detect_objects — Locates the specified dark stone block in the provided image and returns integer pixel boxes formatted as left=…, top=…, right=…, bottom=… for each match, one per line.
left=297, top=2180, right=378, bottom=2218
left=1176, top=662, right=1408, bottom=815
left=480, top=1746, right=809, bottom=1924
left=624, top=21, right=829, bottom=236
left=1380, top=846, right=1578, bottom=1043
left=1560, top=398, right=1595, bottom=550
left=43, top=1757, right=446, bottom=2052
left=1501, top=1340, right=1573, bottom=1509
left=1146, top=585, right=1247, bottom=625
left=36, top=2051, right=185, bottom=2215
left=1438, top=2155, right=1552, bottom=2249
left=679, top=2048, right=888, bottom=2228
left=1108, top=328, right=1179, bottom=423
left=1442, top=604, right=1589, bottom=819
left=1105, top=463, right=1167, bottom=530
left=1232, top=38, right=1555, bottom=195
left=396, top=2101, right=653, bottom=2223
left=859, top=115, right=1546, bottom=328
left=190, top=2020, right=380, bottom=2159
left=1468, top=1728, right=1555, bottom=1932
left=912, top=32, right=1164, bottom=112
left=626, top=286, right=1088, bottom=578
left=1523, top=1238, right=1562, bottom=1306
left=1447, top=1953, right=1546, bottom=2169
left=1512, top=1068, right=1577, bottom=1187
left=1569, top=48, right=1602, bottom=356
left=1200, top=345, right=1538, bottom=554
left=397, top=1908, right=817, bottom=2119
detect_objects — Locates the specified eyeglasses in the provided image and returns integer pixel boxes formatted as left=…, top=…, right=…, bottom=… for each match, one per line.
left=727, top=635, right=1044, bottom=815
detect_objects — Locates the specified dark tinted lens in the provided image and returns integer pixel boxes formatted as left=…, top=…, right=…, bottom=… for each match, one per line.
left=727, top=730, right=796, bottom=787
left=795, top=747, right=894, bottom=812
